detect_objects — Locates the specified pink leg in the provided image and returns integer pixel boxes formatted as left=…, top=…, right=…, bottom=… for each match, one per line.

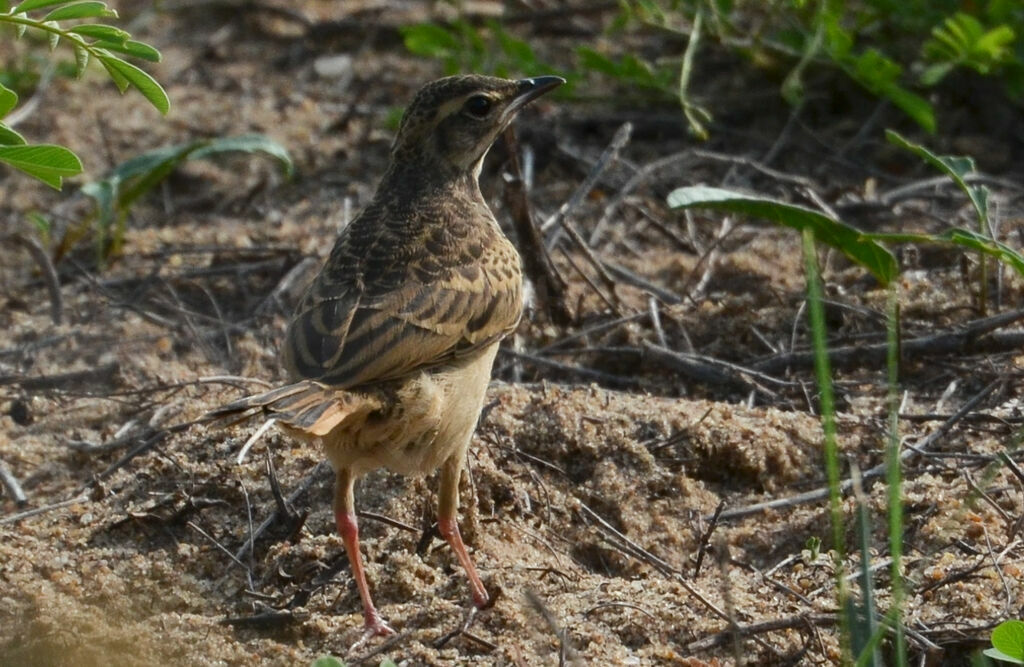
left=438, top=457, right=490, bottom=608
left=334, top=469, right=394, bottom=637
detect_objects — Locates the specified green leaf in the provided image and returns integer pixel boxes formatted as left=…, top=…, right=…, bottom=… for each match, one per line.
left=190, top=134, right=293, bottom=177
left=885, top=130, right=988, bottom=224
left=310, top=657, right=346, bottom=667
left=27, top=211, right=52, bottom=243
left=99, top=55, right=129, bottom=92
left=82, top=135, right=292, bottom=237
left=576, top=46, right=619, bottom=76
left=984, top=647, right=1024, bottom=664
left=43, top=1, right=116, bottom=20
left=667, top=185, right=897, bottom=284
left=866, top=228, right=1024, bottom=278
left=73, top=43, right=90, bottom=76
left=400, top=23, right=458, bottom=58
left=0, top=123, right=27, bottom=145
left=0, top=143, right=83, bottom=189
left=974, top=26, right=1015, bottom=60
left=880, top=86, right=936, bottom=134
left=0, top=83, right=17, bottom=118
left=919, top=61, right=954, bottom=86
left=46, top=22, right=59, bottom=50
left=67, top=23, right=129, bottom=42
left=97, top=55, right=169, bottom=113
left=92, top=39, right=161, bottom=62
left=991, top=620, right=1024, bottom=661
left=492, top=20, right=537, bottom=69
left=838, top=48, right=936, bottom=133
left=81, top=178, right=116, bottom=232
left=12, top=0, right=69, bottom=12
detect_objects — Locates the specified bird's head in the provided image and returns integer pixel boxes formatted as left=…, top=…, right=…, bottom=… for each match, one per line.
left=390, top=74, right=564, bottom=178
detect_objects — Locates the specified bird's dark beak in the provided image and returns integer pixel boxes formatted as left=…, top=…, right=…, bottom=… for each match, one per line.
left=502, top=75, right=565, bottom=122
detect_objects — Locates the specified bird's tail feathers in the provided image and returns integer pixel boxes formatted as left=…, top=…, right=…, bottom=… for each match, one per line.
left=204, top=381, right=382, bottom=437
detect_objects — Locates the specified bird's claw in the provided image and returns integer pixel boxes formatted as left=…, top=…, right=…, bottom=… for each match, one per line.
left=348, top=612, right=395, bottom=653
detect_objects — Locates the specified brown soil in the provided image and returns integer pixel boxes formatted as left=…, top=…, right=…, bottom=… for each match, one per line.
left=2, top=3, right=1023, bottom=666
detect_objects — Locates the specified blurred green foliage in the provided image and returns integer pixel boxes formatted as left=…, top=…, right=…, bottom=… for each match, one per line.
left=402, top=1, right=1024, bottom=135
left=0, top=0, right=167, bottom=188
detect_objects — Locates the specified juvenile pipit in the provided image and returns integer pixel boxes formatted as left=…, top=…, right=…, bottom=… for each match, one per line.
left=208, top=74, right=563, bottom=637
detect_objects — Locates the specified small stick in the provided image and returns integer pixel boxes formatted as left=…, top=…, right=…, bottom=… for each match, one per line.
left=357, top=510, right=418, bottom=533
left=539, top=121, right=631, bottom=238
left=187, top=520, right=251, bottom=573
left=12, top=234, right=63, bottom=326
left=642, top=342, right=795, bottom=392
left=236, top=418, right=277, bottom=464
left=693, top=500, right=725, bottom=577
left=557, top=247, right=619, bottom=315
left=583, top=601, right=658, bottom=623
left=524, top=589, right=579, bottom=666
left=648, top=297, right=667, bottom=347
left=578, top=501, right=677, bottom=576
left=220, top=608, right=310, bottom=629
left=0, top=495, right=89, bottom=524
left=604, top=261, right=682, bottom=305
left=0, top=458, right=28, bottom=507
left=233, top=461, right=331, bottom=562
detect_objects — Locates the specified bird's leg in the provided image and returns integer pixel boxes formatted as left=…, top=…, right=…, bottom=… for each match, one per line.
left=437, top=455, right=490, bottom=608
left=334, top=468, right=395, bottom=637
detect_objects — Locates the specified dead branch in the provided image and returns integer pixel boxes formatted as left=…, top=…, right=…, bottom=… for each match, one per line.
left=642, top=342, right=794, bottom=393
left=756, top=307, right=1024, bottom=374
left=0, top=362, right=120, bottom=393
left=686, top=613, right=836, bottom=652
left=220, top=608, right=310, bottom=629
left=499, top=348, right=636, bottom=386
left=603, top=260, right=682, bottom=304
left=502, top=125, right=574, bottom=326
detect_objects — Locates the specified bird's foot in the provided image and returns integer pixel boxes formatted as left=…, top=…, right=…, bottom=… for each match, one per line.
left=472, top=588, right=491, bottom=610
left=348, top=611, right=395, bottom=652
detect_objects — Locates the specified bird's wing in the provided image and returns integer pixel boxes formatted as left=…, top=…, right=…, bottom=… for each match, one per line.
left=282, top=208, right=522, bottom=389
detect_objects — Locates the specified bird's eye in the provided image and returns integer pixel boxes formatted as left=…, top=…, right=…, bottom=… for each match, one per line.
left=463, top=95, right=493, bottom=119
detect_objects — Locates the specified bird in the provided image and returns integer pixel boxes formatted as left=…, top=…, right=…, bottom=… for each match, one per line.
left=206, top=74, right=564, bottom=639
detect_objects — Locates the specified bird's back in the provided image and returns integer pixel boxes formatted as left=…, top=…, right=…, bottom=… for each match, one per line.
left=282, top=176, right=523, bottom=391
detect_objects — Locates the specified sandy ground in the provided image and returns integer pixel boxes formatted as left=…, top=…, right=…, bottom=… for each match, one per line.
left=3, top=2, right=1024, bottom=665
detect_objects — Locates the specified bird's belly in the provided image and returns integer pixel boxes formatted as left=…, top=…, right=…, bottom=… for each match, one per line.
left=321, top=343, right=499, bottom=477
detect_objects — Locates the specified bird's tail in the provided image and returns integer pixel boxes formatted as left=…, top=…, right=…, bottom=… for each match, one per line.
left=204, top=381, right=383, bottom=437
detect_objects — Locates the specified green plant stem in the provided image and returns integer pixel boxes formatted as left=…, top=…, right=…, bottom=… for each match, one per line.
left=802, top=227, right=850, bottom=661
left=1, top=14, right=89, bottom=43
left=885, top=282, right=907, bottom=665
left=1, top=14, right=114, bottom=64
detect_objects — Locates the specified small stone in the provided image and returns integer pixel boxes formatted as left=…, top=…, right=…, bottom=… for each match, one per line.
left=313, top=54, right=353, bottom=85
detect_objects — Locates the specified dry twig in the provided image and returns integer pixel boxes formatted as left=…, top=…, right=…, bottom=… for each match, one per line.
left=502, top=126, right=574, bottom=326
left=0, top=458, right=28, bottom=507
